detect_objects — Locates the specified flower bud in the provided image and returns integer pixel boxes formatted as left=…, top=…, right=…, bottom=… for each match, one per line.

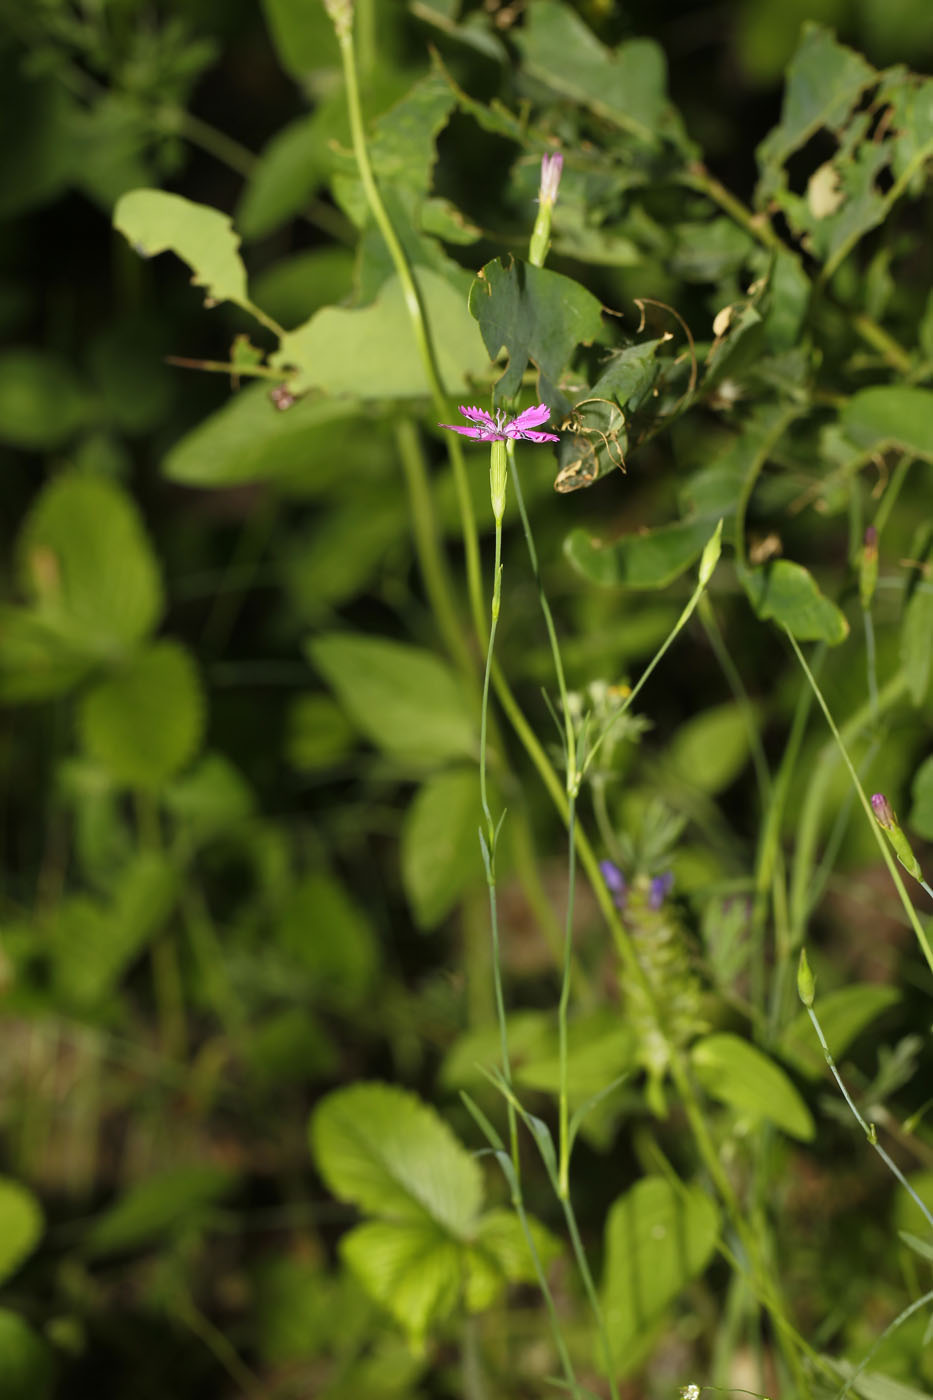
left=871, top=792, right=923, bottom=881
left=797, top=948, right=815, bottom=1007
left=859, top=525, right=879, bottom=611
left=323, top=0, right=354, bottom=40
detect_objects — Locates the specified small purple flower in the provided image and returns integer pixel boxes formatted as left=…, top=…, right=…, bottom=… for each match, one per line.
left=538, top=152, right=563, bottom=206
left=649, top=872, right=674, bottom=910
left=439, top=404, right=560, bottom=444
left=600, top=860, right=627, bottom=910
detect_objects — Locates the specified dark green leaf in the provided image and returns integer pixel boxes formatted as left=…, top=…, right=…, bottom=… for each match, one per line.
left=841, top=387, right=933, bottom=461
left=739, top=559, right=849, bottom=644
left=564, top=518, right=713, bottom=589
left=0, top=1310, right=55, bottom=1400
left=85, top=1165, right=238, bottom=1257
left=909, top=755, right=933, bottom=840
left=469, top=255, right=604, bottom=401
left=0, top=349, right=91, bottom=449
left=0, top=1179, right=44, bottom=1286
left=278, top=871, right=379, bottom=1011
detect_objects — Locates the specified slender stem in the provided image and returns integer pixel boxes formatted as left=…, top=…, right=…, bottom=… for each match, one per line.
left=863, top=607, right=880, bottom=723
left=786, top=634, right=933, bottom=976
left=560, top=1194, right=620, bottom=1400
left=335, top=20, right=485, bottom=646
left=557, top=799, right=575, bottom=1198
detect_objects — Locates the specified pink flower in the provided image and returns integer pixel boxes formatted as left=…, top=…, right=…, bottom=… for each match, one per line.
left=539, top=152, right=563, bottom=207
left=439, top=404, right=560, bottom=443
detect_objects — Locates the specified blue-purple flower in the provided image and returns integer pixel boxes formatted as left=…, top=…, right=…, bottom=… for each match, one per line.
left=649, top=871, right=674, bottom=909
left=439, top=404, right=560, bottom=444
left=600, top=860, right=627, bottom=910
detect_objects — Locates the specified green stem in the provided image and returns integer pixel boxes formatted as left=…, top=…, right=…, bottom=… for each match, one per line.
left=557, top=799, right=575, bottom=1199
left=786, top=634, right=933, bottom=977
left=559, top=1193, right=620, bottom=1400
left=335, top=19, right=485, bottom=647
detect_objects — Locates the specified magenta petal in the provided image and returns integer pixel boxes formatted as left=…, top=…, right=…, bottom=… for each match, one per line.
left=458, top=405, right=497, bottom=428
left=439, top=423, right=487, bottom=438
left=508, top=403, right=552, bottom=432
left=516, top=429, right=560, bottom=443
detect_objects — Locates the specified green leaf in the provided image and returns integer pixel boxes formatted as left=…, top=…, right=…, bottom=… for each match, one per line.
left=0, top=349, right=91, bottom=449
left=514, top=1010, right=635, bottom=1099
left=272, top=267, right=490, bottom=397
left=778, top=984, right=900, bottom=1079
left=401, top=768, right=482, bottom=929
left=756, top=25, right=875, bottom=179
left=50, top=854, right=177, bottom=1007
left=602, top=1176, right=718, bottom=1367
left=237, top=102, right=345, bottom=241
left=901, top=584, right=933, bottom=705
left=908, top=755, right=933, bottom=840
left=341, top=1218, right=462, bottom=1346
left=669, top=702, right=755, bottom=794
left=311, top=1082, right=483, bottom=1235
left=564, top=518, right=714, bottom=589
left=0, top=1310, right=55, bottom=1400
left=85, top=1165, right=238, bottom=1257
left=692, top=1032, right=815, bottom=1140
left=16, top=472, right=163, bottom=657
left=165, top=753, right=255, bottom=846
left=899, top=1230, right=933, bottom=1263
left=283, top=494, right=408, bottom=619
left=285, top=694, right=356, bottom=773
left=465, top=1209, right=560, bottom=1312
left=308, top=633, right=475, bottom=766
left=469, top=255, right=604, bottom=402
left=259, top=0, right=340, bottom=79
left=277, top=870, right=379, bottom=1011
left=0, top=607, right=91, bottom=704
left=841, top=387, right=933, bottom=461
left=739, top=559, right=849, bottom=644
left=78, top=640, right=205, bottom=788
left=163, top=383, right=382, bottom=490
left=252, top=247, right=356, bottom=329
left=894, top=1171, right=933, bottom=1239
left=114, top=189, right=252, bottom=314
left=0, top=1179, right=44, bottom=1286
left=516, top=2, right=671, bottom=143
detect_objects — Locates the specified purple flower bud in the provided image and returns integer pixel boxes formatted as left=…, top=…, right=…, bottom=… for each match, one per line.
left=538, top=151, right=563, bottom=207
left=600, top=860, right=627, bottom=910
left=871, top=793, right=896, bottom=830
left=864, top=525, right=878, bottom=553
left=649, top=871, right=674, bottom=909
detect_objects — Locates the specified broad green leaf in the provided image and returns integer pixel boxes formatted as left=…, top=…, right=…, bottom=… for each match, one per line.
left=283, top=493, right=408, bottom=619
left=672, top=218, right=756, bottom=282
left=78, top=640, right=205, bottom=788
left=259, top=0, right=340, bottom=79
left=464, top=1209, right=561, bottom=1312
left=739, top=559, right=849, bottom=644
left=341, top=1218, right=462, bottom=1345
left=401, top=767, right=482, bottom=929
left=841, top=387, right=933, bottom=462
left=564, top=518, right=713, bottom=589
left=602, top=1176, right=718, bottom=1367
left=277, top=871, right=379, bottom=1011
left=51, top=854, right=177, bottom=1007
left=669, top=702, right=755, bottom=794
left=310, top=1082, right=483, bottom=1235
left=439, top=1010, right=553, bottom=1090
left=909, top=755, right=933, bottom=840
left=285, top=694, right=356, bottom=772
left=252, top=247, right=355, bottom=329
left=163, top=384, right=384, bottom=490
left=692, top=1032, right=815, bottom=1140
left=16, top=472, right=163, bottom=657
left=308, top=633, right=475, bottom=766
left=237, top=109, right=339, bottom=241
left=517, top=2, right=671, bottom=143
left=165, top=754, right=255, bottom=846
left=778, top=984, right=900, bottom=1079
left=901, top=585, right=933, bottom=705
left=246, top=1009, right=337, bottom=1087
left=469, top=255, right=604, bottom=401
left=0, top=1179, right=44, bottom=1286
left=0, top=349, right=90, bottom=449
left=0, top=607, right=90, bottom=704
left=515, top=1010, right=636, bottom=1099
left=85, top=1165, right=237, bottom=1257
left=756, top=25, right=875, bottom=179
left=0, top=1310, right=55, bottom=1400
left=331, top=73, right=457, bottom=226
left=114, top=189, right=251, bottom=313
left=273, top=267, right=490, bottom=397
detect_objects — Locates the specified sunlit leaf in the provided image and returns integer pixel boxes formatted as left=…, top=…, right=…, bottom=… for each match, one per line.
left=114, top=189, right=252, bottom=313
left=692, top=1032, right=815, bottom=1140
